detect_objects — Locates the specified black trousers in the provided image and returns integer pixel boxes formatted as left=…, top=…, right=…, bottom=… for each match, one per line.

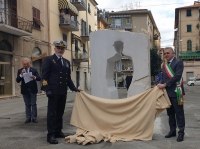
left=47, top=94, right=67, bottom=137
left=167, top=97, right=185, bottom=134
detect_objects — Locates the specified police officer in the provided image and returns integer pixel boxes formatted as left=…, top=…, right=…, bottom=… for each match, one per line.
left=41, top=40, right=80, bottom=144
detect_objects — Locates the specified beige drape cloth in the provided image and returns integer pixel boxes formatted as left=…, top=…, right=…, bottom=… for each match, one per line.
left=64, top=87, right=171, bottom=145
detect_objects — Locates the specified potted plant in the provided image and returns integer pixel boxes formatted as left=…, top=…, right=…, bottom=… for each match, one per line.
left=79, top=53, right=82, bottom=59
left=75, top=52, right=78, bottom=59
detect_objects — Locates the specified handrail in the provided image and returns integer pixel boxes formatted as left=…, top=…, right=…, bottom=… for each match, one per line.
left=0, top=8, right=32, bottom=33
left=60, top=14, right=78, bottom=29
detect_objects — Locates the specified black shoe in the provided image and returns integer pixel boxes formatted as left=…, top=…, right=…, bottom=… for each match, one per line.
left=55, top=132, right=67, bottom=138
left=32, top=118, right=38, bottom=123
left=165, top=130, right=176, bottom=138
left=24, top=118, right=31, bottom=123
left=47, top=135, right=58, bottom=144
left=177, top=133, right=184, bottom=142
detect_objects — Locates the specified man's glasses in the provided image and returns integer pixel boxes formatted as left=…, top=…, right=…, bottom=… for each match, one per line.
left=163, top=52, right=170, bottom=55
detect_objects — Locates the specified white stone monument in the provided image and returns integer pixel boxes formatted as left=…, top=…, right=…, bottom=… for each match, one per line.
left=90, top=30, right=150, bottom=99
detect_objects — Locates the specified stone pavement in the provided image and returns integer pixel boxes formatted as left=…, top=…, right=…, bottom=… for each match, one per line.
left=0, top=86, right=200, bottom=149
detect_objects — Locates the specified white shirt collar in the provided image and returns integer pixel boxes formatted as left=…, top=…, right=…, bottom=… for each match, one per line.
left=55, top=53, right=62, bottom=59
left=169, top=57, right=175, bottom=63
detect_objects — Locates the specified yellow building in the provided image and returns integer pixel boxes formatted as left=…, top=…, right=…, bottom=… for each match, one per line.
left=49, top=0, right=98, bottom=90
left=107, top=9, right=161, bottom=87
left=108, top=9, right=161, bottom=49
left=0, top=0, right=49, bottom=97
left=174, top=1, right=200, bottom=82
left=97, top=8, right=109, bottom=30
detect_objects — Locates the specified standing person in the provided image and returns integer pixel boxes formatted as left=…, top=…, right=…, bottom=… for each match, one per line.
left=16, top=57, right=41, bottom=123
left=157, top=47, right=185, bottom=142
left=42, top=40, right=80, bottom=144
left=125, top=72, right=133, bottom=90
left=156, top=71, right=163, bottom=84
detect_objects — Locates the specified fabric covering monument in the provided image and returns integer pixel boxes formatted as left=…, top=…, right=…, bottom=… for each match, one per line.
left=90, top=30, right=151, bottom=99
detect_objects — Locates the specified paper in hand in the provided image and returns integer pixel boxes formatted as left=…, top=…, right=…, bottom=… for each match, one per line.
left=23, top=72, right=33, bottom=83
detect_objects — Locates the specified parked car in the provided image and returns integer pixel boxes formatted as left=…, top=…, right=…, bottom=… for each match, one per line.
left=187, top=77, right=200, bottom=86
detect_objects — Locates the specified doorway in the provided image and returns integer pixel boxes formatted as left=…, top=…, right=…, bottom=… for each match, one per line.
left=0, top=63, right=12, bottom=96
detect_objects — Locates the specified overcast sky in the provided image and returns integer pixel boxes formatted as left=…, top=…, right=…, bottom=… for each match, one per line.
left=96, top=0, right=194, bottom=48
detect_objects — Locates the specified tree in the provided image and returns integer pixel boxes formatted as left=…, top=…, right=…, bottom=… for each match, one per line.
left=150, top=48, right=162, bottom=76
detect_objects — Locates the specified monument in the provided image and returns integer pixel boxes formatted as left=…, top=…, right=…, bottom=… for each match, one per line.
left=90, top=30, right=150, bottom=99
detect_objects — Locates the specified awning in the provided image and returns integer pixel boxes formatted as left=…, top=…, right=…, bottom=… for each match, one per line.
left=58, top=0, right=79, bottom=15
left=179, top=51, right=200, bottom=59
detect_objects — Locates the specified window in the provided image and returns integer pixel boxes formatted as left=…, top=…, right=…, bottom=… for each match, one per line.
left=63, top=34, right=67, bottom=42
left=115, top=18, right=122, bottom=28
left=187, top=40, right=192, bottom=51
left=32, top=7, right=44, bottom=29
left=186, top=9, right=191, bottom=16
left=81, top=19, right=87, bottom=36
left=88, top=3, right=91, bottom=13
left=89, top=25, right=91, bottom=34
left=127, top=18, right=130, bottom=24
left=75, top=40, right=79, bottom=52
left=83, top=43, right=86, bottom=53
left=187, top=25, right=192, bottom=32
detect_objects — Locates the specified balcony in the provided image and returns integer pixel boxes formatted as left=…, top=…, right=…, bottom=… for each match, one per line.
left=98, top=14, right=108, bottom=25
left=0, top=8, right=32, bottom=36
left=153, top=34, right=158, bottom=40
left=73, top=51, right=89, bottom=63
left=109, top=24, right=132, bottom=30
left=59, top=14, right=79, bottom=31
left=71, top=0, right=86, bottom=11
left=81, top=31, right=89, bottom=41
left=179, top=51, right=200, bottom=60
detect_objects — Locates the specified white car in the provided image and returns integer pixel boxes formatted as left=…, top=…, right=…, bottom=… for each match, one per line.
left=187, top=78, right=200, bottom=86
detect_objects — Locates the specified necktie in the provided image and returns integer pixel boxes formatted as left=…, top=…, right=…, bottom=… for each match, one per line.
left=167, top=62, right=171, bottom=65
left=58, top=58, right=63, bottom=66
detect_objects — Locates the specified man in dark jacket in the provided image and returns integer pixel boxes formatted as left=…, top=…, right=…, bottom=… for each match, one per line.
left=157, top=47, right=185, bottom=142
left=42, top=40, right=80, bottom=144
left=16, top=57, right=41, bottom=123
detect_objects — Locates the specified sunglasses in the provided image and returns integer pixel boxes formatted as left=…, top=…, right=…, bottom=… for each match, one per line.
left=163, top=52, right=170, bottom=55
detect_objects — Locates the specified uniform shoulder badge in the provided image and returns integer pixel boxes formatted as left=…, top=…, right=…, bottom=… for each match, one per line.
left=42, top=80, right=48, bottom=86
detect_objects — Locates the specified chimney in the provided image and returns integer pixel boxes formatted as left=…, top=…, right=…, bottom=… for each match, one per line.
left=194, top=1, right=200, bottom=5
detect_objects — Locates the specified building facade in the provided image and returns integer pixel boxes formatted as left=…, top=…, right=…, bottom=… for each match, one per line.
left=107, top=9, right=160, bottom=87
left=49, top=0, right=98, bottom=90
left=174, top=1, right=200, bottom=82
left=0, top=0, right=49, bottom=97
left=97, top=8, right=109, bottom=30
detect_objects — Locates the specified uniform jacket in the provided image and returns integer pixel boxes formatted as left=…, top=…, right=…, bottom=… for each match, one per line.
left=16, top=67, right=41, bottom=95
left=161, top=57, right=185, bottom=97
left=41, top=54, right=77, bottom=95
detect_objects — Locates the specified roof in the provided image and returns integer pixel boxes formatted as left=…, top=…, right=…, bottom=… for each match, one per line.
left=90, top=0, right=98, bottom=6
left=174, top=3, right=200, bottom=28
left=109, top=9, right=159, bottom=32
left=176, top=3, right=200, bottom=9
left=179, top=51, right=200, bottom=59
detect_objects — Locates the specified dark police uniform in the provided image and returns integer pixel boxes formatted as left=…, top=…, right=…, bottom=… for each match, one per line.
left=42, top=43, right=78, bottom=143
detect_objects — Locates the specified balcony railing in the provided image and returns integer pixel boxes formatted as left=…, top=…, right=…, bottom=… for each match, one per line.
left=0, top=8, right=32, bottom=36
left=109, top=24, right=132, bottom=30
left=59, top=14, right=78, bottom=31
left=73, top=51, right=89, bottom=62
left=81, top=30, right=89, bottom=41
left=71, top=0, right=86, bottom=11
